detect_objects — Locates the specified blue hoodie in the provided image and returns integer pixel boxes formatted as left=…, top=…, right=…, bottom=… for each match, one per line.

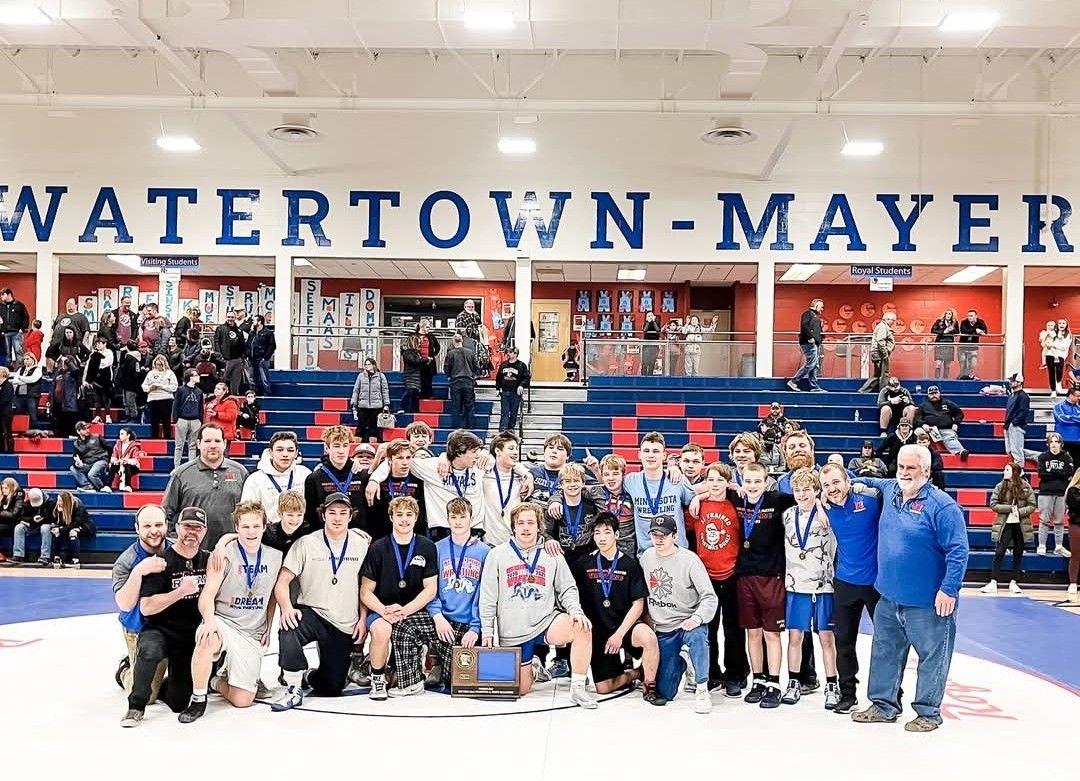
left=1053, top=397, right=1080, bottom=442
left=426, top=537, right=489, bottom=633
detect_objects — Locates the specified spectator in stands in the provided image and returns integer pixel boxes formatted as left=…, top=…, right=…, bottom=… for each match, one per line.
left=71, top=420, right=111, bottom=492
left=0, top=367, right=13, bottom=454
left=957, top=309, right=989, bottom=380
left=50, top=298, right=90, bottom=348
left=399, top=333, right=425, bottom=414
left=981, top=463, right=1037, bottom=595
left=761, top=437, right=785, bottom=476
left=50, top=355, right=84, bottom=437
left=115, top=342, right=142, bottom=424
left=913, top=430, right=946, bottom=489
left=10, top=353, right=40, bottom=429
left=45, top=326, right=89, bottom=369
left=877, top=377, right=915, bottom=438
left=10, top=487, right=53, bottom=565
left=0, top=287, right=30, bottom=365
left=495, top=346, right=530, bottom=433
left=48, top=490, right=94, bottom=568
left=445, top=334, right=478, bottom=431
left=1039, top=320, right=1061, bottom=395
left=108, top=427, right=142, bottom=492
left=1036, top=432, right=1074, bottom=557
left=174, top=306, right=201, bottom=345
left=173, top=369, right=204, bottom=469
left=24, top=320, right=43, bottom=363
left=241, top=431, right=312, bottom=526
left=115, top=296, right=136, bottom=346
left=787, top=298, right=825, bottom=393
left=246, top=315, right=275, bottom=396
left=214, top=310, right=247, bottom=395
left=878, top=419, right=915, bottom=476
left=1066, top=470, right=1080, bottom=602
left=1004, top=373, right=1039, bottom=467
left=1050, top=319, right=1072, bottom=396
left=728, top=432, right=778, bottom=490
left=848, top=440, right=887, bottom=478
left=237, top=390, right=260, bottom=440
left=455, top=299, right=482, bottom=348
left=141, top=354, right=177, bottom=439
left=500, top=313, right=535, bottom=353
left=1052, top=386, right=1080, bottom=466
left=192, top=338, right=225, bottom=395
left=851, top=445, right=968, bottom=733
left=930, top=308, right=958, bottom=379
left=97, top=310, right=119, bottom=353
left=858, top=312, right=897, bottom=394
left=162, top=423, right=247, bottom=547
left=914, top=385, right=969, bottom=461
left=758, top=402, right=789, bottom=445
left=0, top=477, right=23, bottom=561
left=416, top=319, right=441, bottom=401
left=84, top=335, right=115, bottom=424
left=166, top=337, right=187, bottom=384
left=351, top=358, right=391, bottom=444
left=561, top=339, right=580, bottom=382
left=140, top=303, right=171, bottom=351
left=641, top=311, right=661, bottom=376
left=681, top=315, right=717, bottom=378
left=134, top=341, right=153, bottom=417
left=204, top=382, right=240, bottom=447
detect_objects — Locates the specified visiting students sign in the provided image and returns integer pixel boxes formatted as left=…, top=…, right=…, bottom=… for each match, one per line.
left=0, top=180, right=1076, bottom=262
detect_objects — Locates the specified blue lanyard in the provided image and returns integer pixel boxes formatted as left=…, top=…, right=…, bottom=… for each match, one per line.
left=322, top=531, right=348, bottom=580
left=563, top=498, right=585, bottom=540
left=393, top=535, right=418, bottom=587
left=509, top=540, right=542, bottom=580
left=449, top=470, right=469, bottom=498
left=449, top=538, right=469, bottom=581
left=494, top=469, right=516, bottom=510
left=236, top=542, right=263, bottom=594
left=641, top=473, right=667, bottom=515
left=795, top=505, right=817, bottom=550
left=321, top=464, right=353, bottom=495
left=263, top=470, right=294, bottom=494
left=596, top=551, right=620, bottom=603
left=743, top=496, right=764, bottom=541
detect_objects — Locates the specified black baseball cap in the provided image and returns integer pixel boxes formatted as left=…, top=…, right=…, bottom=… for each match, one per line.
left=927, top=385, right=941, bottom=394
left=176, top=507, right=207, bottom=527
left=321, top=492, right=352, bottom=512
left=648, top=516, right=678, bottom=536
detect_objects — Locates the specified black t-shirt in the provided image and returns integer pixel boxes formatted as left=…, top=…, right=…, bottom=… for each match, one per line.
left=571, top=550, right=648, bottom=638
left=303, top=460, right=368, bottom=530
left=545, top=495, right=601, bottom=565
left=263, top=521, right=310, bottom=553
left=360, top=472, right=428, bottom=541
left=139, top=547, right=210, bottom=642
left=360, top=534, right=438, bottom=609
left=730, top=490, right=796, bottom=577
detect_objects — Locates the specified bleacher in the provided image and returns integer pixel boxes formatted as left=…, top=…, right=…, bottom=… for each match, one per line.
left=0, top=370, right=1070, bottom=579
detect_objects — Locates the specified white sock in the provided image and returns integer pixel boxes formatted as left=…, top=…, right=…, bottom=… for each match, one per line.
left=696, top=682, right=708, bottom=693
left=283, top=670, right=304, bottom=688
left=571, top=673, right=587, bottom=687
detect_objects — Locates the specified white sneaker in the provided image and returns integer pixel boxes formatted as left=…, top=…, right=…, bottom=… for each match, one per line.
left=1037, top=545, right=1047, bottom=556
left=1051, top=391, right=1059, bottom=398
left=100, top=486, right=112, bottom=493
left=1055, top=545, right=1072, bottom=558
left=1068, top=584, right=1079, bottom=603
left=980, top=580, right=998, bottom=594
left=388, top=681, right=425, bottom=698
left=369, top=673, right=388, bottom=701
left=1008, top=580, right=1022, bottom=594
left=694, top=687, right=713, bottom=714
left=120, top=486, right=133, bottom=492
left=570, top=684, right=598, bottom=710
left=270, top=685, right=303, bottom=712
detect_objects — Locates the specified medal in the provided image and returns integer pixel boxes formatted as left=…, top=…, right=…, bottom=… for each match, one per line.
left=563, top=498, right=585, bottom=543
left=511, top=540, right=543, bottom=585
left=263, top=469, right=294, bottom=494
left=641, top=472, right=667, bottom=517
left=393, top=534, right=417, bottom=591
left=236, top=541, right=262, bottom=598
left=742, top=496, right=764, bottom=548
left=603, top=600, right=611, bottom=608
left=794, top=505, right=817, bottom=559
left=596, top=551, right=619, bottom=611
left=323, top=530, right=348, bottom=586
left=449, top=537, right=469, bottom=588
left=494, top=468, right=517, bottom=511
left=743, top=540, right=751, bottom=549
left=321, top=463, right=354, bottom=495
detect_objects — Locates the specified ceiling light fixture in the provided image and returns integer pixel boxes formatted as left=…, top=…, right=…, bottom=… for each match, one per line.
left=497, top=137, right=536, bottom=155
left=841, top=139, right=884, bottom=157
left=943, top=265, right=996, bottom=284
left=156, top=135, right=201, bottom=153
left=939, top=11, right=1000, bottom=32
left=464, top=8, right=514, bottom=30
left=293, top=258, right=313, bottom=267
left=0, top=3, right=51, bottom=25
left=107, top=254, right=157, bottom=274
left=0, top=263, right=10, bottom=271
left=778, top=263, right=823, bottom=282
left=450, top=261, right=485, bottom=279
left=617, top=268, right=647, bottom=282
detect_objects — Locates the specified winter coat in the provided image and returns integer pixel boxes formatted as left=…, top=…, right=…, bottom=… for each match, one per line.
left=989, top=479, right=1037, bottom=544
left=45, top=338, right=90, bottom=367
left=351, top=370, right=391, bottom=410
left=1066, top=486, right=1080, bottom=525
left=73, top=434, right=110, bottom=466
left=401, top=346, right=425, bottom=392
left=0, top=298, right=29, bottom=333
left=247, top=327, right=276, bottom=362
left=11, top=364, right=42, bottom=398
left=204, top=395, right=240, bottom=440
left=52, top=497, right=95, bottom=537
left=0, top=489, right=24, bottom=526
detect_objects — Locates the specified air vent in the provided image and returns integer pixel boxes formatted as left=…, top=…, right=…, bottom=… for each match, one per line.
left=701, top=126, right=757, bottom=145
left=268, top=124, right=321, bottom=143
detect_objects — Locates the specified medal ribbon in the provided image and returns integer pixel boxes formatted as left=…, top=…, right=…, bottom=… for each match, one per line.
left=641, top=473, right=667, bottom=516
left=449, top=470, right=469, bottom=498
left=263, top=469, right=294, bottom=494
left=449, top=538, right=469, bottom=581
left=743, top=496, right=764, bottom=542
left=563, top=499, right=585, bottom=541
left=322, top=464, right=353, bottom=495
left=494, top=469, right=516, bottom=510
left=236, top=542, right=263, bottom=593
left=596, top=551, right=620, bottom=603
left=509, top=540, right=542, bottom=579
left=795, top=506, right=817, bottom=551
left=393, top=535, right=418, bottom=587
left=322, top=530, right=349, bottom=579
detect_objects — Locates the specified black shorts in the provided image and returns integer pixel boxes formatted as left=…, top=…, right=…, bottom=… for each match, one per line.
left=590, top=626, right=644, bottom=683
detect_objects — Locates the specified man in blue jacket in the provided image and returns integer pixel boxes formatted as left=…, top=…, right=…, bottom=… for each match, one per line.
left=1053, top=385, right=1080, bottom=465
left=849, top=444, right=969, bottom=732
left=1003, top=373, right=1040, bottom=467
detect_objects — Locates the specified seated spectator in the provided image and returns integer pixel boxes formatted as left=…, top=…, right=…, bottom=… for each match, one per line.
left=877, top=419, right=915, bottom=476
left=915, top=385, right=969, bottom=461
left=142, top=354, right=178, bottom=440
left=11, top=353, right=43, bottom=429
left=876, top=377, right=915, bottom=437
left=827, top=453, right=845, bottom=468
left=237, top=390, right=261, bottom=441
left=45, top=326, right=89, bottom=370
left=0, top=367, right=13, bottom=454
left=0, top=477, right=24, bottom=562
left=116, top=342, right=143, bottom=424
left=84, top=335, right=115, bottom=424
left=109, top=427, right=142, bottom=493
left=173, top=369, right=204, bottom=470
left=848, top=440, right=888, bottom=478
left=48, top=490, right=95, bottom=568
left=71, top=420, right=111, bottom=493
left=758, top=402, right=789, bottom=444
left=913, top=429, right=946, bottom=489
left=24, top=319, right=43, bottom=363
left=204, top=382, right=240, bottom=447
left=50, top=355, right=84, bottom=437
left=11, top=487, right=54, bottom=565
left=192, top=339, right=225, bottom=396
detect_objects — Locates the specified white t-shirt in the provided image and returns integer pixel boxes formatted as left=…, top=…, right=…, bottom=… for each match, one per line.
left=283, top=529, right=370, bottom=634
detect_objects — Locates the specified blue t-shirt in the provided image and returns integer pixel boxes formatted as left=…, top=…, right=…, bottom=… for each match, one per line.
left=116, top=540, right=172, bottom=633
left=427, top=537, right=489, bottom=633
left=623, top=471, right=696, bottom=553
left=829, top=491, right=882, bottom=586
left=528, top=465, right=563, bottom=505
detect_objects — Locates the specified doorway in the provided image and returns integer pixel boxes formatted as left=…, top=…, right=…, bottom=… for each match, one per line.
left=530, top=299, right=571, bottom=381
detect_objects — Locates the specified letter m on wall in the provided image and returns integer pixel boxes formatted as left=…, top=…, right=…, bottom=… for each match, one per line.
left=715, top=193, right=795, bottom=251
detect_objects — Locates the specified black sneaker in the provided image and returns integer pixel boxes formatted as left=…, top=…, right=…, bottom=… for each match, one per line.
left=178, top=698, right=207, bottom=724
left=960, top=449, right=970, bottom=462
left=743, top=681, right=767, bottom=704
left=723, top=680, right=745, bottom=699
left=115, top=656, right=130, bottom=689
left=759, top=685, right=782, bottom=709
left=833, top=694, right=858, bottom=714
left=800, top=677, right=821, bottom=695
left=642, top=683, right=668, bottom=706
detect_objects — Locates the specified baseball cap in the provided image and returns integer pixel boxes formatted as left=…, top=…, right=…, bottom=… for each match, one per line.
left=1009, top=373, right=1024, bottom=384
left=176, top=507, right=208, bottom=527
left=887, top=377, right=900, bottom=387
left=862, top=439, right=875, bottom=449
left=648, top=516, right=678, bottom=536
left=27, top=488, right=44, bottom=508
left=321, top=492, right=352, bottom=512
left=927, top=385, right=941, bottom=394
left=355, top=443, right=376, bottom=457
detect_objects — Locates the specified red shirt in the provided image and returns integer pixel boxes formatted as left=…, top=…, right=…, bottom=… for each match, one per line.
left=687, top=497, right=740, bottom=581
left=419, top=335, right=431, bottom=359
left=24, top=330, right=43, bottom=360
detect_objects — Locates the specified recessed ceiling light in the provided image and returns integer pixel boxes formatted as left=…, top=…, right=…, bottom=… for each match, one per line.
left=107, top=254, right=157, bottom=273
left=940, top=11, right=1000, bottom=32
left=156, top=135, right=201, bottom=153
left=450, top=261, right=485, bottom=279
left=842, top=140, right=884, bottom=157
left=943, top=265, right=996, bottom=284
left=0, top=264, right=9, bottom=271
left=617, top=268, right=647, bottom=281
left=293, top=258, right=313, bottom=267
left=779, top=264, right=823, bottom=282
left=0, top=4, right=51, bottom=25
left=497, top=137, right=536, bottom=155
left=464, top=8, right=514, bottom=30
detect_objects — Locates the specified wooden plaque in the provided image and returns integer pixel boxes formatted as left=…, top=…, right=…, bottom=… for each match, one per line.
left=450, top=646, right=521, bottom=700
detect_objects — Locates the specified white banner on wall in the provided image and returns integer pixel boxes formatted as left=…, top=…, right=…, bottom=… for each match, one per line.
left=158, top=271, right=181, bottom=321
left=199, top=289, right=220, bottom=322
left=219, top=285, right=240, bottom=316
left=360, top=287, right=381, bottom=366
left=138, top=291, right=158, bottom=307
left=297, top=279, right=320, bottom=369
left=339, top=291, right=359, bottom=361
left=80, top=295, right=98, bottom=326
left=240, top=289, right=258, bottom=316
left=98, top=288, right=118, bottom=314
left=320, top=295, right=339, bottom=352
left=260, top=285, right=276, bottom=321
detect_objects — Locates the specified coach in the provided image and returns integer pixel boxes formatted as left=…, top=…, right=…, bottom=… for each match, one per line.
left=162, top=423, right=247, bottom=547
left=850, top=444, right=968, bottom=733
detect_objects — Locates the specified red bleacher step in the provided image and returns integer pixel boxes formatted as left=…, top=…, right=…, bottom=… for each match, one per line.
left=26, top=472, right=57, bottom=488
left=18, top=454, right=47, bottom=470
left=635, top=402, right=685, bottom=418
left=954, top=489, right=989, bottom=507
left=419, top=399, right=444, bottom=413
left=612, top=432, right=638, bottom=448
left=12, top=414, right=29, bottom=433
left=124, top=492, right=163, bottom=508
left=941, top=453, right=1010, bottom=470
left=15, top=437, right=64, bottom=453
left=141, top=440, right=168, bottom=455
left=687, top=418, right=713, bottom=433
left=314, top=412, right=344, bottom=426
left=611, top=417, right=638, bottom=432
left=967, top=507, right=995, bottom=526
left=323, top=398, right=349, bottom=412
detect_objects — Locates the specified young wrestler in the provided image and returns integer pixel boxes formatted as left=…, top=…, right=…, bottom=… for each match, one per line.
left=728, top=432, right=780, bottom=491
left=405, top=420, right=434, bottom=458
left=528, top=434, right=573, bottom=504
left=781, top=468, right=839, bottom=708
left=586, top=454, right=636, bottom=557
left=241, top=431, right=312, bottom=525
left=624, top=432, right=697, bottom=552
left=677, top=443, right=707, bottom=485
left=570, top=513, right=660, bottom=702
left=360, top=439, right=427, bottom=541
left=179, top=501, right=283, bottom=722
left=544, top=463, right=601, bottom=565
left=481, top=431, right=533, bottom=546
left=478, top=502, right=597, bottom=708
left=303, top=425, right=367, bottom=530
left=360, top=495, right=439, bottom=699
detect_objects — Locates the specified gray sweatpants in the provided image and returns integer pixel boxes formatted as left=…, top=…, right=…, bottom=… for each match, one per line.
left=174, top=418, right=200, bottom=469
left=1003, top=425, right=1040, bottom=467
left=1037, top=494, right=1066, bottom=549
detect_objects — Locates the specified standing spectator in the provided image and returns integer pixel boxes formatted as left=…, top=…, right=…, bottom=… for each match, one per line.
left=913, top=430, right=946, bottom=489
left=236, top=390, right=260, bottom=441
left=140, top=303, right=171, bottom=351
left=681, top=315, right=717, bottom=378
left=172, top=369, right=204, bottom=470
left=848, top=441, right=887, bottom=478
left=929, top=308, right=958, bottom=379
left=350, top=358, right=390, bottom=443
left=192, top=338, right=225, bottom=395
left=495, top=346, right=530, bottom=432
left=1036, top=432, right=1074, bottom=557
left=1049, top=319, right=1073, bottom=396
left=174, top=306, right=201, bottom=345
left=11, top=487, right=54, bottom=565
left=0, top=287, right=30, bottom=364
left=1066, top=471, right=1080, bottom=602
left=71, top=420, right=111, bottom=492
left=141, top=354, right=178, bottom=440
left=1039, top=319, right=1062, bottom=395
left=97, top=311, right=120, bottom=354
left=981, top=463, right=1037, bottom=594
left=23, top=320, right=43, bottom=362
left=0, top=367, right=13, bottom=453
left=49, top=298, right=90, bottom=348
left=561, top=339, right=580, bottom=382
left=161, top=423, right=247, bottom=547
left=134, top=341, right=154, bottom=418
left=11, top=353, right=42, bottom=429
left=115, top=296, right=136, bottom=346
left=914, top=385, right=969, bottom=461
left=455, top=299, right=482, bottom=347
left=246, top=315, right=275, bottom=396
left=876, top=377, right=915, bottom=437
left=444, top=334, right=478, bottom=431
left=859, top=312, right=897, bottom=393
left=83, top=335, right=115, bottom=424
left=399, top=333, right=424, bottom=414
left=45, top=327, right=89, bottom=369
left=787, top=298, right=825, bottom=392
left=50, top=356, right=84, bottom=437
left=214, top=310, right=247, bottom=396
left=851, top=445, right=968, bottom=733
left=115, top=343, right=142, bottom=424
left=641, top=312, right=661, bottom=376
left=108, top=427, right=142, bottom=492
left=416, top=319, right=441, bottom=401
left=48, top=490, right=95, bottom=568
left=166, top=337, right=187, bottom=384
left=500, top=314, right=534, bottom=353
left=1053, top=385, right=1080, bottom=466
left=957, top=309, right=989, bottom=380
left=1003, top=373, right=1039, bottom=467
left=204, top=382, right=240, bottom=448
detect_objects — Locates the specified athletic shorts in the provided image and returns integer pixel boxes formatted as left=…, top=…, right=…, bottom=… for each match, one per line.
left=212, top=620, right=264, bottom=694
left=737, top=575, right=786, bottom=632
left=590, top=626, right=645, bottom=684
left=516, top=615, right=560, bottom=664
left=785, top=592, right=835, bottom=633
